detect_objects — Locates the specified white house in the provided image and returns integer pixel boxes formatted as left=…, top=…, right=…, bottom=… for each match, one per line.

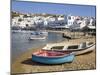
left=67, top=15, right=76, bottom=26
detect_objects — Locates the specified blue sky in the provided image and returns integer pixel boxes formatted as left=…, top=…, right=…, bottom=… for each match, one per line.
left=12, top=1, right=96, bottom=17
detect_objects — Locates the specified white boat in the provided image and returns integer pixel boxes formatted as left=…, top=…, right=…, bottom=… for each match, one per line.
left=29, top=35, right=47, bottom=40
left=29, top=31, right=48, bottom=40
left=42, top=41, right=95, bottom=55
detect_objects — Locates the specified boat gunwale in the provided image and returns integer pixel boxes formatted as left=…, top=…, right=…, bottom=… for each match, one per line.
left=32, top=52, right=74, bottom=58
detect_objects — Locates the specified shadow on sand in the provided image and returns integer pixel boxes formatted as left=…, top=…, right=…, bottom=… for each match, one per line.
left=21, top=58, right=45, bottom=66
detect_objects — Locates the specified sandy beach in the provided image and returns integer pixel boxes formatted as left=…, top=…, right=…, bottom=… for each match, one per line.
left=11, top=36, right=96, bottom=74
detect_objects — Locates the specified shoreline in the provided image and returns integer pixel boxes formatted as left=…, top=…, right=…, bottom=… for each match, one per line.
left=11, top=36, right=96, bottom=74
left=12, top=37, right=66, bottom=62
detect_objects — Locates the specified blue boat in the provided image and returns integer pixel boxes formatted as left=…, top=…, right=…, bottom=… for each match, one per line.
left=32, top=50, right=74, bottom=64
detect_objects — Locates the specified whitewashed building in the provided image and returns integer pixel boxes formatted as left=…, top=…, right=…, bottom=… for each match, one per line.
left=12, top=13, right=96, bottom=30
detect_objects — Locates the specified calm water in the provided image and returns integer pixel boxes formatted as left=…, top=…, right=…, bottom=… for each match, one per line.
left=11, top=31, right=65, bottom=61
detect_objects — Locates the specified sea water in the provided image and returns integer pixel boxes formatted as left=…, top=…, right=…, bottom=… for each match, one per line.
left=11, top=31, right=65, bottom=61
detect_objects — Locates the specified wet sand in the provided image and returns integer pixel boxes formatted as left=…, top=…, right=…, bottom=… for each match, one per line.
left=11, top=36, right=96, bottom=74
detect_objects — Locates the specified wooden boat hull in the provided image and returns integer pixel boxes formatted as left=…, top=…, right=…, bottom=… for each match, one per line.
left=32, top=51, right=74, bottom=64
left=42, top=43, right=95, bottom=56
left=59, top=44, right=95, bottom=55
left=74, top=44, right=95, bottom=55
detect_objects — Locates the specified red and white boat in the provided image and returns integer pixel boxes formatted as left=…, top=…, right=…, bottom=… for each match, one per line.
left=32, top=50, right=74, bottom=64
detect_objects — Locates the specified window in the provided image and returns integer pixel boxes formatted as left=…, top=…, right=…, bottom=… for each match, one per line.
left=68, top=16, right=71, bottom=20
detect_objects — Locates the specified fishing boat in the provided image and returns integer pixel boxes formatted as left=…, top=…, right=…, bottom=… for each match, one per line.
left=30, top=31, right=48, bottom=36
left=32, top=50, right=74, bottom=64
left=29, top=35, right=47, bottom=40
left=42, top=41, right=95, bottom=55
left=29, top=31, right=48, bottom=40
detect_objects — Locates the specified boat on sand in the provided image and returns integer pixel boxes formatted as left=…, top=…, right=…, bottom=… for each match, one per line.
left=32, top=50, right=74, bottom=64
left=42, top=41, right=95, bottom=55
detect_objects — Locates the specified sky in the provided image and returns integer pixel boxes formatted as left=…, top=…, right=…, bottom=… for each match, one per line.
left=12, top=1, right=96, bottom=17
